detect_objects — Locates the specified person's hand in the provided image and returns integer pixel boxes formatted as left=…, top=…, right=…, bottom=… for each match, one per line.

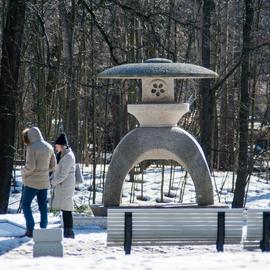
left=49, top=175, right=56, bottom=187
left=50, top=181, right=56, bottom=188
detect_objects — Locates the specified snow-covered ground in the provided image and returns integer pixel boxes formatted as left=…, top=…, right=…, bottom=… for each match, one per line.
left=8, top=165, right=270, bottom=212
left=1, top=165, right=270, bottom=269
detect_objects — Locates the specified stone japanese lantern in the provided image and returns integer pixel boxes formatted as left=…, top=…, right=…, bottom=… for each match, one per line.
left=98, top=58, right=218, bottom=208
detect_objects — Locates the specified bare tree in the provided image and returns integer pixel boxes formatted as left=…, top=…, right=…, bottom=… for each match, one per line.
left=232, top=0, right=254, bottom=208
left=0, top=0, right=26, bottom=213
left=199, top=0, right=215, bottom=167
left=58, top=0, right=78, bottom=155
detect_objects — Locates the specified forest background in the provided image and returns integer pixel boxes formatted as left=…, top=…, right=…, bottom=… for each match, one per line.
left=0, top=0, right=269, bottom=213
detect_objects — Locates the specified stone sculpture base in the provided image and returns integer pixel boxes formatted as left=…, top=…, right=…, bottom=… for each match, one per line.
left=103, top=127, right=214, bottom=207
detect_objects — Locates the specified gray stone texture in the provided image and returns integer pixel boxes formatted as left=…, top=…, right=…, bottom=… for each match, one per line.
left=98, top=61, right=218, bottom=79
left=103, top=127, right=214, bottom=207
left=127, top=103, right=189, bottom=127
left=141, top=78, right=174, bottom=102
left=33, top=228, right=63, bottom=257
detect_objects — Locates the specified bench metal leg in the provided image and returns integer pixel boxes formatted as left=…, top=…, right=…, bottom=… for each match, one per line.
left=216, top=212, right=225, bottom=252
left=124, top=212, right=132, bottom=255
left=261, top=212, right=270, bottom=252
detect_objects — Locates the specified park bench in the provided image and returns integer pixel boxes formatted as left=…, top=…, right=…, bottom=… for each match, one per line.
left=244, top=208, right=270, bottom=251
left=107, top=208, right=243, bottom=254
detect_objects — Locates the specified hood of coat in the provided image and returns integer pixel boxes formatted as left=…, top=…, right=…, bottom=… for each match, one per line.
left=27, top=127, right=44, bottom=144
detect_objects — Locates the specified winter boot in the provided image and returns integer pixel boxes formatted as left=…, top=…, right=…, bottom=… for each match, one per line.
left=20, top=230, right=33, bottom=238
left=64, top=228, right=75, bottom=239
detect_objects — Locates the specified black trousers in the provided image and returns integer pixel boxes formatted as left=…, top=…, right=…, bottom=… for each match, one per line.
left=62, top=210, right=73, bottom=229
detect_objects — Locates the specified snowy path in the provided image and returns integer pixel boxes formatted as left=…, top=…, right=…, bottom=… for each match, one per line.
left=1, top=235, right=270, bottom=270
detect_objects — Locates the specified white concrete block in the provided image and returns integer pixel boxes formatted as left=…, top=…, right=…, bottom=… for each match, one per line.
left=33, top=228, right=63, bottom=257
left=33, top=242, right=63, bottom=257
left=33, top=228, right=63, bottom=242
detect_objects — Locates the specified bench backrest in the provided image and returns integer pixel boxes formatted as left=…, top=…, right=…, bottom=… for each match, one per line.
left=107, top=208, right=243, bottom=246
left=246, top=209, right=270, bottom=241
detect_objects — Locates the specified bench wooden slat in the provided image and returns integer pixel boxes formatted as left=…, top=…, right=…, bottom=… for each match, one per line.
left=108, top=238, right=241, bottom=243
left=107, top=230, right=242, bottom=236
left=108, top=218, right=243, bottom=225
left=108, top=208, right=242, bottom=213
left=108, top=241, right=220, bottom=247
left=109, top=216, right=221, bottom=220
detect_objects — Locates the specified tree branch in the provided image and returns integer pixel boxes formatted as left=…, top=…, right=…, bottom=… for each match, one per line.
left=82, top=0, right=121, bottom=65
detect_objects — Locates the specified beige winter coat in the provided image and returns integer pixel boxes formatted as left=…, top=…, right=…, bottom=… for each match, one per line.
left=51, top=148, right=75, bottom=211
left=22, top=127, right=56, bottom=189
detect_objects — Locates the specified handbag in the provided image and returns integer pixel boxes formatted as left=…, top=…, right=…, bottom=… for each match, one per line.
left=75, top=163, right=84, bottom=184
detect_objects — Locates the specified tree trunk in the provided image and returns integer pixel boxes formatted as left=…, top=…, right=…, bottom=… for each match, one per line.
left=0, top=0, right=26, bottom=213
left=45, top=39, right=61, bottom=139
left=232, top=0, right=254, bottom=208
left=219, top=0, right=236, bottom=171
left=219, top=0, right=229, bottom=170
left=1, top=0, right=7, bottom=33
left=199, top=0, right=215, bottom=167
left=58, top=0, right=78, bottom=155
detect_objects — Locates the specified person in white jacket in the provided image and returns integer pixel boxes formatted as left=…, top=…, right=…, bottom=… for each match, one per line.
left=51, top=133, right=76, bottom=238
left=21, top=127, right=56, bottom=237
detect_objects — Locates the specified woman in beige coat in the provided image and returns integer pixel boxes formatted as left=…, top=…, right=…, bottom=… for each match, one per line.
left=21, top=127, right=56, bottom=237
left=51, top=133, right=76, bottom=238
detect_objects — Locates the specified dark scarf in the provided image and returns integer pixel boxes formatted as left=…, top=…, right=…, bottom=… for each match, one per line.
left=56, top=152, right=61, bottom=164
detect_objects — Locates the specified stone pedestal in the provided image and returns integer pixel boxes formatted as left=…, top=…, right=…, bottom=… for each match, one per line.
left=33, top=228, right=63, bottom=257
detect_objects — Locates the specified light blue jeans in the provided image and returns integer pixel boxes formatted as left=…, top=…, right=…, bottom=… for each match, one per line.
left=22, top=186, right=48, bottom=232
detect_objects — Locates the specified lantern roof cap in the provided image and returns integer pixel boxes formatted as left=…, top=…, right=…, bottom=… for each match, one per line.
left=98, top=58, right=218, bottom=79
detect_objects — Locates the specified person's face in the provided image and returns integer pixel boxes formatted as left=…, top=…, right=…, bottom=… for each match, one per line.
left=55, top=144, right=64, bottom=153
